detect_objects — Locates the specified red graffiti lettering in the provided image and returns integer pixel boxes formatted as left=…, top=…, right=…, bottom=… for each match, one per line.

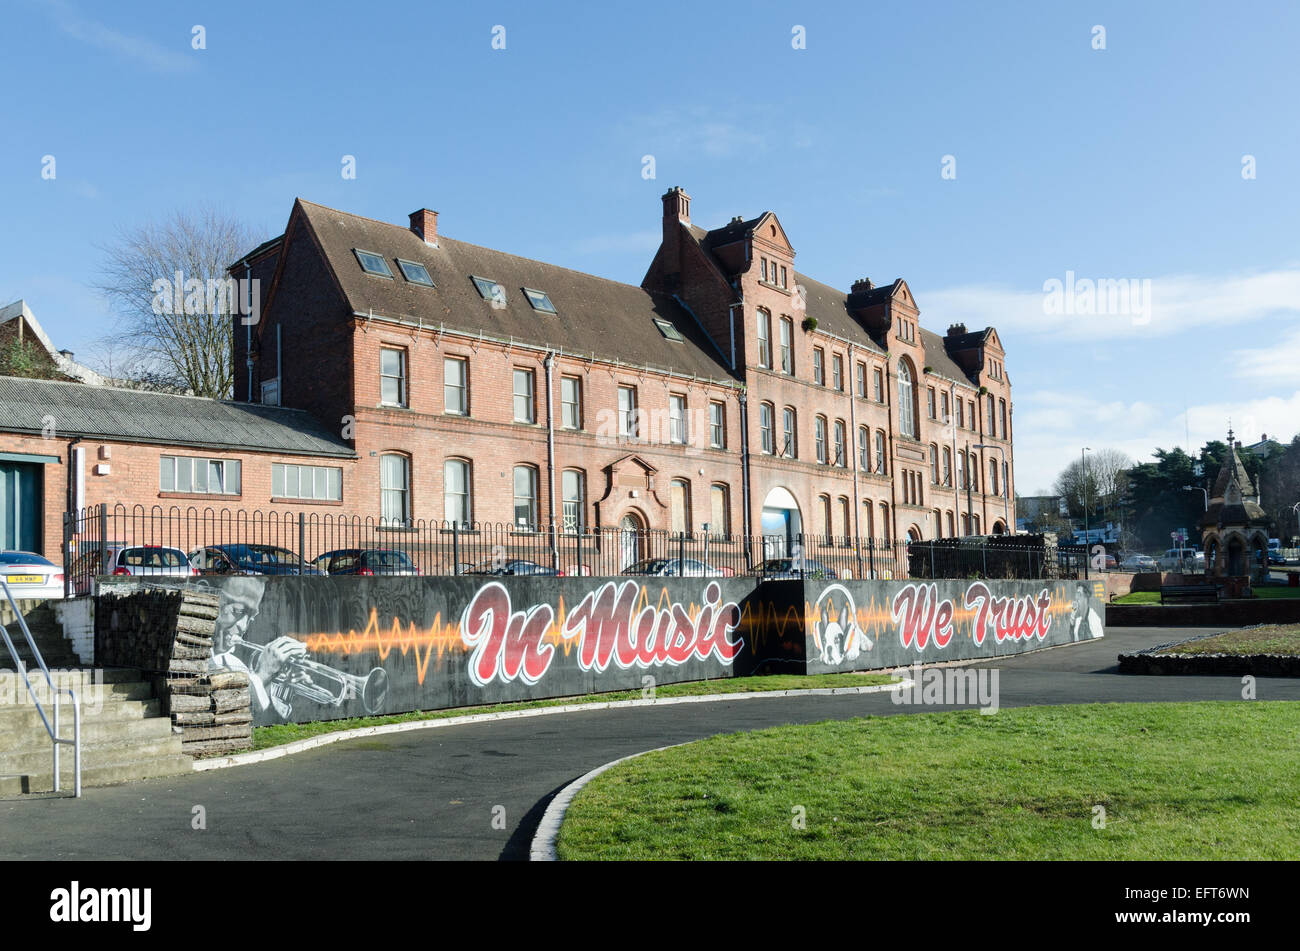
left=564, top=580, right=743, bottom=671
left=460, top=583, right=555, bottom=686
left=892, top=583, right=952, bottom=651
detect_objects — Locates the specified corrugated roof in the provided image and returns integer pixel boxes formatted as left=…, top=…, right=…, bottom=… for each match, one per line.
left=0, top=376, right=354, bottom=457
left=296, top=200, right=737, bottom=384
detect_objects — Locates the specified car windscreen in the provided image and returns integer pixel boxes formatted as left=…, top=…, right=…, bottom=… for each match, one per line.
left=626, top=559, right=672, bottom=573
left=123, top=548, right=187, bottom=568
left=364, top=550, right=413, bottom=568
left=0, top=552, right=53, bottom=567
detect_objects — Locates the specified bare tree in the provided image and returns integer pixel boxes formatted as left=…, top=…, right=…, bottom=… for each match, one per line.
left=1054, top=448, right=1133, bottom=521
left=94, top=207, right=256, bottom=399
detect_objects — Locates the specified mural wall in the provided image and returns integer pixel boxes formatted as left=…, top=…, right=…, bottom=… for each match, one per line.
left=803, top=578, right=1107, bottom=674
left=95, top=575, right=1105, bottom=725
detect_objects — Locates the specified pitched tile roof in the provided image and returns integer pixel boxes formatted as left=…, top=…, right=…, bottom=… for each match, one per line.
left=0, top=375, right=354, bottom=457
left=295, top=200, right=736, bottom=384
left=684, top=222, right=983, bottom=390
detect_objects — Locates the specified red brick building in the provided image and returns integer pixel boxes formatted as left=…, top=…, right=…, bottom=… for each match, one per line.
left=234, top=189, right=1014, bottom=550
left=0, top=189, right=1014, bottom=568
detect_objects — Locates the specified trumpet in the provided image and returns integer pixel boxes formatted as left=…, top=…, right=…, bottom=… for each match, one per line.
left=235, top=641, right=390, bottom=715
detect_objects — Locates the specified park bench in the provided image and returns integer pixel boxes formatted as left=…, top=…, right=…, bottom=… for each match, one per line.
left=1159, top=584, right=1221, bottom=604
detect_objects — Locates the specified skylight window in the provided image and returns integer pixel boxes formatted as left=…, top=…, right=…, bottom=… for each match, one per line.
left=396, top=259, right=434, bottom=286
left=654, top=318, right=684, bottom=342
left=471, top=275, right=507, bottom=304
left=522, top=288, right=557, bottom=314
left=354, top=249, right=393, bottom=278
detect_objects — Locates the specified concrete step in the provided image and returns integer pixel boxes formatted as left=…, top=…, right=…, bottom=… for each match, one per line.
left=0, top=697, right=162, bottom=729
left=0, top=679, right=155, bottom=708
left=0, top=729, right=184, bottom=775
left=0, top=706, right=173, bottom=752
left=0, top=754, right=195, bottom=798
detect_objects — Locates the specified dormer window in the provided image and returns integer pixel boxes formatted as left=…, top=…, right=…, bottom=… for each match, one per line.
left=354, top=249, right=393, bottom=278
left=522, top=287, right=557, bottom=313
left=396, top=259, right=434, bottom=286
left=472, top=275, right=507, bottom=304
left=653, top=318, right=684, bottom=342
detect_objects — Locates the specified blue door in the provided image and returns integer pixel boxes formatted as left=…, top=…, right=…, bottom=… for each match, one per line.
left=0, top=463, right=40, bottom=551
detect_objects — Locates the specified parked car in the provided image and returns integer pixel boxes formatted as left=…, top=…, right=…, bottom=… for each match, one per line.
left=0, top=551, right=66, bottom=600
left=757, top=558, right=839, bottom=580
left=70, top=545, right=196, bottom=595
left=1118, top=553, right=1158, bottom=572
left=311, top=548, right=420, bottom=576
left=622, top=557, right=724, bottom=577
left=1267, top=549, right=1286, bottom=566
left=189, top=544, right=321, bottom=576
left=1158, top=548, right=1204, bottom=571
left=465, top=558, right=559, bottom=576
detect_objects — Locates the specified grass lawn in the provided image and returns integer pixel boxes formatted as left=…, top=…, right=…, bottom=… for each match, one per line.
left=556, top=702, right=1300, bottom=860
left=1114, top=586, right=1300, bottom=605
left=1154, top=625, right=1300, bottom=656
left=252, top=672, right=896, bottom=750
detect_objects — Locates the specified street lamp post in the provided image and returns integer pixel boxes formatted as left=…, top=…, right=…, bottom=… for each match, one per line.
left=972, top=443, right=1011, bottom=536
left=1081, top=447, right=1092, bottom=546
left=1182, top=485, right=1208, bottom=511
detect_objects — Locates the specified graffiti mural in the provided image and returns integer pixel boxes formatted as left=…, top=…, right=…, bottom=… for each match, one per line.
left=804, top=578, right=1106, bottom=673
left=95, top=574, right=1104, bottom=725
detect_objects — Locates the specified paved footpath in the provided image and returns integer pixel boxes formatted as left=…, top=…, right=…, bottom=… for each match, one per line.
left=2, top=626, right=1296, bottom=861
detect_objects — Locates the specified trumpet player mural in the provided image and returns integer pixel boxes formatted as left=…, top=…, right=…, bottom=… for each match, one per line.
left=207, top=577, right=390, bottom=725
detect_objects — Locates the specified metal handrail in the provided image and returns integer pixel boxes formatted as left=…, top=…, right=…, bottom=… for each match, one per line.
left=0, top=580, right=82, bottom=797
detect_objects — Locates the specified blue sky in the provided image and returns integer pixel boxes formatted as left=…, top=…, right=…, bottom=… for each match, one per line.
left=3, top=0, right=1299, bottom=493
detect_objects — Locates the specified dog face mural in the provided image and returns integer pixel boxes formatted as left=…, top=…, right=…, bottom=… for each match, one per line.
left=811, top=584, right=872, bottom=665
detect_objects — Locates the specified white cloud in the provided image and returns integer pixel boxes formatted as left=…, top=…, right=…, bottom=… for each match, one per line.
left=926, top=267, right=1300, bottom=342
left=41, top=0, right=194, bottom=72
left=1232, top=325, right=1300, bottom=385
left=1010, top=389, right=1300, bottom=494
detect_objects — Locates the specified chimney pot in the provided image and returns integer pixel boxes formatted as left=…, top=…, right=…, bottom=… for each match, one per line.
left=851, top=277, right=874, bottom=294
left=947, top=323, right=967, bottom=337
left=409, top=208, right=439, bottom=247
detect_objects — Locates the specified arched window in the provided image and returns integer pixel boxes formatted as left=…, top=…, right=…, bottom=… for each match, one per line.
left=757, top=310, right=772, bottom=368
left=834, top=420, right=846, bottom=466
left=880, top=502, right=891, bottom=544
left=929, top=444, right=939, bottom=483
left=815, top=416, right=828, bottom=464
left=819, top=494, right=832, bottom=543
left=863, top=500, right=875, bottom=539
left=783, top=407, right=797, bottom=458
left=561, top=469, right=585, bottom=533
left=839, top=497, right=851, bottom=541
left=381, top=453, right=410, bottom=525
left=1002, top=461, right=1009, bottom=498
left=942, top=447, right=952, bottom=487
left=670, top=479, right=690, bottom=534
left=710, top=483, right=729, bottom=536
left=513, top=465, right=539, bottom=530
left=897, top=361, right=916, bottom=438
left=858, top=426, right=869, bottom=471
left=946, top=511, right=955, bottom=538
left=989, top=459, right=999, bottom=496
left=875, top=430, right=887, bottom=474
left=444, top=458, right=471, bottom=525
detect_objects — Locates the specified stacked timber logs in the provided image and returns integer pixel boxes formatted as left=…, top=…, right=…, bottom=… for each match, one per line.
left=163, top=589, right=253, bottom=758
left=95, top=583, right=254, bottom=758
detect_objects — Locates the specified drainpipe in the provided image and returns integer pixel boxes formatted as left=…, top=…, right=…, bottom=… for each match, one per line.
left=885, top=362, right=898, bottom=545
left=847, top=343, right=862, bottom=578
left=245, top=262, right=254, bottom=402
left=64, top=437, right=83, bottom=593
left=544, top=351, right=558, bottom=569
left=949, top=382, right=960, bottom=536
left=738, top=390, right=752, bottom=569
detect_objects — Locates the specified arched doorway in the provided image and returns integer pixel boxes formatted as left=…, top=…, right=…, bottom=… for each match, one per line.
left=761, top=487, right=802, bottom=560
left=992, top=520, right=1006, bottom=536
left=1227, top=536, right=1245, bottom=576
left=619, top=511, right=645, bottom=570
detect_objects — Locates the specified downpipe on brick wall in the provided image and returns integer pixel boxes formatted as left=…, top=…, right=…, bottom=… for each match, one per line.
left=544, top=351, right=558, bottom=569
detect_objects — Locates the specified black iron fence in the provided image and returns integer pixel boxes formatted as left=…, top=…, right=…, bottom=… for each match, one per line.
left=62, top=504, right=1079, bottom=594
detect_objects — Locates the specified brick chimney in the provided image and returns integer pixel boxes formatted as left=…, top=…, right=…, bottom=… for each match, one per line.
left=658, top=187, right=691, bottom=280
left=947, top=323, right=967, bottom=338
left=851, top=277, right=874, bottom=293
left=409, top=208, right=438, bottom=247
left=662, top=186, right=691, bottom=225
